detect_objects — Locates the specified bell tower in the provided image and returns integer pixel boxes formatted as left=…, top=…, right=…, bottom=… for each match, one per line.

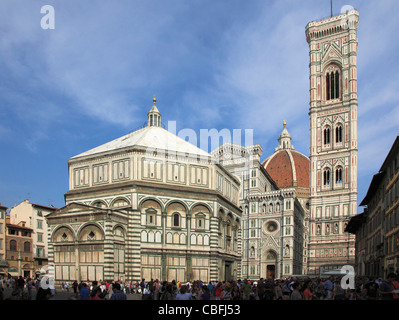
left=305, top=9, right=359, bottom=275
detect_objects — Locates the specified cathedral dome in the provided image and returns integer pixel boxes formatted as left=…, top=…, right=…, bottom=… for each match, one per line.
left=262, top=121, right=310, bottom=189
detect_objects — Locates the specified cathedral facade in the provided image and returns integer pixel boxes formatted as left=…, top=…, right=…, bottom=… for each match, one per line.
left=213, top=122, right=308, bottom=279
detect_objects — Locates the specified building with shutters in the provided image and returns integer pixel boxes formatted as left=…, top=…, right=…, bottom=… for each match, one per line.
left=9, top=200, right=57, bottom=276
left=347, top=136, right=399, bottom=277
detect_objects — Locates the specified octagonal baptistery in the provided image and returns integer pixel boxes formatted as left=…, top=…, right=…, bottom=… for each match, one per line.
left=47, top=97, right=242, bottom=285
left=262, top=121, right=310, bottom=200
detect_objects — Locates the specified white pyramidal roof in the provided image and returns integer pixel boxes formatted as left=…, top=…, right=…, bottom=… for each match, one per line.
left=71, top=125, right=211, bottom=159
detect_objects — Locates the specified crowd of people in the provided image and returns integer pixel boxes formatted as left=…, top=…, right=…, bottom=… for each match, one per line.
left=126, top=273, right=399, bottom=300
left=1, top=273, right=398, bottom=300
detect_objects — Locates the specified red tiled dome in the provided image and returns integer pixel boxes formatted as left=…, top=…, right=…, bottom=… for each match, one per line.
left=262, top=149, right=310, bottom=189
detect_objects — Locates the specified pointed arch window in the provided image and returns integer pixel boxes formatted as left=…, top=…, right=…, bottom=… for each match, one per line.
left=335, top=167, right=343, bottom=184
left=326, top=67, right=341, bottom=100
left=335, top=125, right=343, bottom=143
left=323, top=168, right=331, bottom=186
left=324, top=127, right=331, bottom=145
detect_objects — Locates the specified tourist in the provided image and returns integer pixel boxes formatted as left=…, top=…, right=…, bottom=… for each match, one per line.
left=379, top=273, right=396, bottom=300
left=221, top=284, right=232, bottom=300
left=72, top=280, right=78, bottom=295
left=199, top=285, right=211, bottom=300
left=302, top=280, right=313, bottom=300
left=110, top=282, right=127, bottom=300
left=313, top=278, right=325, bottom=300
left=16, top=276, right=25, bottom=298
left=215, top=282, right=223, bottom=300
left=364, top=277, right=379, bottom=300
left=90, top=287, right=102, bottom=300
left=176, top=285, right=192, bottom=300
left=333, top=280, right=345, bottom=300
left=79, top=283, right=90, bottom=300
left=392, top=274, right=399, bottom=300
left=290, top=282, right=302, bottom=300
left=274, top=280, right=283, bottom=300
left=160, top=283, right=174, bottom=300
left=263, top=279, right=274, bottom=300
left=323, top=276, right=334, bottom=300
left=282, top=280, right=291, bottom=300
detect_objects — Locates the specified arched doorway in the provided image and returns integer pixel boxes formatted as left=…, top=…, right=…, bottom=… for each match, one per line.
left=262, top=250, right=278, bottom=279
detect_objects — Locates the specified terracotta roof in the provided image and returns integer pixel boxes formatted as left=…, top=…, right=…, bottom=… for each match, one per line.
left=6, top=223, right=33, bottom=231
left=262, top=150, right=310, bottom=189
left=31, top=203, right=57, bottom=211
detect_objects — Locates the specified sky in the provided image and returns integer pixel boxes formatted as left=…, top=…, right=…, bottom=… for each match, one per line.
left=0, top=0, right=398, bottom=213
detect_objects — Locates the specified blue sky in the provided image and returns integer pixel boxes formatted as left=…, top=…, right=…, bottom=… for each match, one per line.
left=0, top=0, right=398, bottom=212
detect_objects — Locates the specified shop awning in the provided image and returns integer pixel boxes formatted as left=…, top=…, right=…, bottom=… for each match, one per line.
left=8, top=271, right=19, bottom=277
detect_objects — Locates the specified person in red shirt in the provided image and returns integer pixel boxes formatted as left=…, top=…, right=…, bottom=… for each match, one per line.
left=302, top=280, right=313, bottom=300
left=215, top=282, right=222, bottom=300
left=391, top=274, right=399, bottom=300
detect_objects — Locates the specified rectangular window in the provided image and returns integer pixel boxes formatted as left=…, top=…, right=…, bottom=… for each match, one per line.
left=112, top=159, right=130, bottom=181
left=147, top=213, right=156, bottom=226
left=74, top=167, right=89, bottom=187
left=142, top=158, right=163, bottom=181
left=197, top=216, right=205, bottom=229
left=36, top=247, right=45, bottom=258
left=93, top=163, right=109, bottom=184
left=37, top=220, right=43, bottom=229
left=167, top=162, right=186, bottom=184
left=216, top=173, right=224, bottom=192
left=37, top=233, right=43, bottom=242
left=37, top=210, right=43, bottom=217
left=190, top=165, right=209, bottom=187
